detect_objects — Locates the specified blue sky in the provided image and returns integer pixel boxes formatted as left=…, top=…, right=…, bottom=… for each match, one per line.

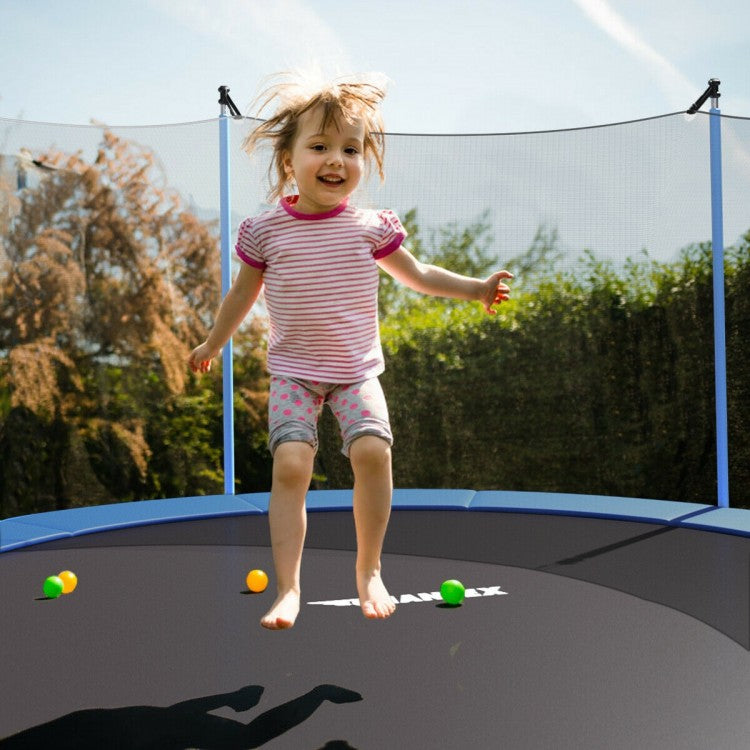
left=1, top=0, right=749, bottom=132
left=2, top=0, right=749, bottom=266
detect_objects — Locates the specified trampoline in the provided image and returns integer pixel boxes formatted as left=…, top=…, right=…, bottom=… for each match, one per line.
left=2, top=489, right=750, bottom=749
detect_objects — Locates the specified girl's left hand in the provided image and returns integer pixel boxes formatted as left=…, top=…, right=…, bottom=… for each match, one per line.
left=481, top=270, right=514, bottom=314
left=188, top=342, right=218, bottom=373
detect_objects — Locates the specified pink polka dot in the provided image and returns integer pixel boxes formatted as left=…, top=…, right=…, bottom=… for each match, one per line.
left=295, top=399, right=303, bottom=406
left=271, top=390, right=277, bottom=397
left=283, top=409, right=292, bottom=416
left=304, top=392, right=310, bottom=398
left=297, top=416, right=305, bottom=421
left=361, top=410, right=371, bottom=417
left=280, top=379, right=287, bottom=385
left=272, top=405, right=279, bottom=412
left=291, top=384, right=299, bottom=391
left=349, top=403, right=357, bottom=410
left=352, top=389, right=360, bottom=395
left=307, top=408, right=313, bottom=414
left=281, top=393, right=289, bottom=400
left=341, top=398, right=348, bottom=406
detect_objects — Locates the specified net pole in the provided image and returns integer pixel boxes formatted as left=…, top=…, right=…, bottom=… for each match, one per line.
left=709, top=103, right=729, bottom=508
left=219, top=89, right=236, bottom=495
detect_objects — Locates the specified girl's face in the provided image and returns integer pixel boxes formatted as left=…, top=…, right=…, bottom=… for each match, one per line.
left=283, top=106, right=365, bottom=214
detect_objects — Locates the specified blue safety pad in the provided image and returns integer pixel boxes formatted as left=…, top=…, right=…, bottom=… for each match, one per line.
left=5, top=490, right=750, bottom=553
left=239, top=489, right=477, bottom=511
left=235, top=492, right=271, bottom=512
left=306, top=490, right=354, bottom=510
left=0, top=494, right=263, bottom=552
left=237, top=490, right=354, bottom=512
left=679, top=507, right=750, bottom=537
left=0, top=519, right=74, bottom=551
left=469, top=490, right=712, bottom=524
left=391, top=488, right=476, bottom=509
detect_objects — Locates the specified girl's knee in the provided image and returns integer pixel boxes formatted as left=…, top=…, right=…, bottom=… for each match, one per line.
left=273, top=442, right=314, bottom=487
left=349, top=435, right=392, bottom=470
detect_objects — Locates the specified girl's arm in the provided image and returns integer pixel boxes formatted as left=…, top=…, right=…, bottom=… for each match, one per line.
left=188, top=263, right=264, bottom=373
left=377, top=246, right=513, bottom=314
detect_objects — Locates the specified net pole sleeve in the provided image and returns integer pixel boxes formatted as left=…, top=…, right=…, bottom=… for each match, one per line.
left=709, top=106, right=729, bottom=508
left=219, top=99, right=236, bottom=495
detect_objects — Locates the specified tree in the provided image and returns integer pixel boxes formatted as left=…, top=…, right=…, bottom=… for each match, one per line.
left=0, top=131, right=230, bottom=515
left=504, top=223, right=563, bottom=289
left=377, top=208, right=498, bottom=318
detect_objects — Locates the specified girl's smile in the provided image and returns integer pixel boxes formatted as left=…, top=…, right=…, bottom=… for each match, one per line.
left=283, top=106, right=366, bottom=214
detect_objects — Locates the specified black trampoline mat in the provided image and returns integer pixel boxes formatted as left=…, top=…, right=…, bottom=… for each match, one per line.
left=2, top=511, right=749, bottom=749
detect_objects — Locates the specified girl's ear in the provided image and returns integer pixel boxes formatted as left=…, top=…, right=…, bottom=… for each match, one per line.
left=282, top=150, right=294, bottom=177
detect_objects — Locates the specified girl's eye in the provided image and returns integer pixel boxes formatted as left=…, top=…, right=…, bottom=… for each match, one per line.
left=311, top=144, right=326, bottom=151
left=345, top=147, right=360, bottom=155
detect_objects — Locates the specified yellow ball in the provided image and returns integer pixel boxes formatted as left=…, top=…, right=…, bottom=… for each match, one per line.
left=58, top=570, right=78, bottom=594
left=246, top=569, right=268, bottom=593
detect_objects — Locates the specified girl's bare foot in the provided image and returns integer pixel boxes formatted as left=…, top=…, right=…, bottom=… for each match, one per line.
left=261, top=589, right=300, bottom=630
left=356, top=569, right=396, bottom=619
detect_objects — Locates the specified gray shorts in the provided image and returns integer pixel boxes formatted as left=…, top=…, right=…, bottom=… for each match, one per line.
left=268, top=375, right=393, bottom=457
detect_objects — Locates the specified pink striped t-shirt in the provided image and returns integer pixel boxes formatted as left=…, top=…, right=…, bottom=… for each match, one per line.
left=235, top=196, right=406, bottom=382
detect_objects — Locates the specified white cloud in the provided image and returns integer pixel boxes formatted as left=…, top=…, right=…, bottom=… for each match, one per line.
left=148, top=0, right=352, bottom=83
left=571, top=0, right=697, bottom=109
left=572, top=0, right=750, bottom=196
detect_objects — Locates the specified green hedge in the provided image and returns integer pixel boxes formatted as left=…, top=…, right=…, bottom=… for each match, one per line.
left=318, top=237, right=750, bottom=507
left=3, top=233, right=747, bottom=516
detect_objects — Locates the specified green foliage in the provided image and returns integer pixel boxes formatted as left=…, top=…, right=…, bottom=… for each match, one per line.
left=504, top=224, right=564, bottom=291
left=141, top=377, right=225, bottom=499
left=232, top=318, right=273, bottom=494
left=2, top=135, right=748, bottom=516
left=377, top=208, right=498, bottom=318
left=726, top=230, right=750, bottom=500
left=321, top=234, right=749, bottom=507
left=0, top=133, right=273, bottom=518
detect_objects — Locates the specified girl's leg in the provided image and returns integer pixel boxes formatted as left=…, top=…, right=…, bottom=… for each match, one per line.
left=349, top=435, right=396, bottom=619
left=261, top=441, right=315, bottom=630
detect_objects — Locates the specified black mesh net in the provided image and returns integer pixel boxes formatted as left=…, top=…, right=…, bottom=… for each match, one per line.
left=1, top=111, right=748, bottom=515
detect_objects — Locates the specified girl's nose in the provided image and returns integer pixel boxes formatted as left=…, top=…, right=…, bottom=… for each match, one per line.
left=327, top=150, right=343, bottom=166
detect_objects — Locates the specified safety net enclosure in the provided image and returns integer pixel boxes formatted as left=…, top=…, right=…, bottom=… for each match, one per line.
left=1, top=106, right=749, bottom=516
left=3, top=89, right=750, bottom=749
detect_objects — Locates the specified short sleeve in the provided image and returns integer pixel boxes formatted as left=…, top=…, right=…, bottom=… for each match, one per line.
left=372, top=209, right=407, bottom=260
left=235, top=217, right=266, bottom=269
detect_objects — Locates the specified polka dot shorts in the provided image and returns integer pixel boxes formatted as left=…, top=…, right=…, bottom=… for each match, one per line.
left=268, top=375, right=393, bottom=457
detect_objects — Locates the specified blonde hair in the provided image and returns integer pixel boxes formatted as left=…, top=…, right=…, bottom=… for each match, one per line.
left=242, top=72, right=388, bottom=203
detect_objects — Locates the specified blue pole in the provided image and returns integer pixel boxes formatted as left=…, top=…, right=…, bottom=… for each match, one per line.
left=219, top=105, right=235, bottom=495
left=709, top=106, right=729, bottom=507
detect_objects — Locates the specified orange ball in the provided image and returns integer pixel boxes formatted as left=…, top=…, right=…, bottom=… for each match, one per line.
left=58, top=570, right=78, bottom=594
left=246, top=569, right=268, bottom=593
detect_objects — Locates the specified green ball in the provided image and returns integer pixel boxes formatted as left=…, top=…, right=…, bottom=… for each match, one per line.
left=43, top=575, right=64, bottom=599
left=440, top=579, right=465, bottom=605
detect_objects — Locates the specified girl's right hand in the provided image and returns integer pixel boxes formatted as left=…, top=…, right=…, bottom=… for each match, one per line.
left=188, top=342, right=218, bottom=373
left=480, top=270, right=514, bottom=314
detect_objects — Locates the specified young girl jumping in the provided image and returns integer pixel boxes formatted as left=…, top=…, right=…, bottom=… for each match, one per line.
left=188, top=73, right=513, bottom=630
